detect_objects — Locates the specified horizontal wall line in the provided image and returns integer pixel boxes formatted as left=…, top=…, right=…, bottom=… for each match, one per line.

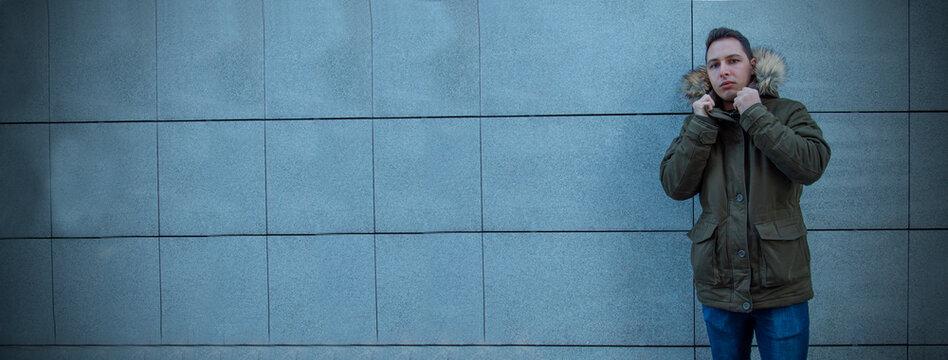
left=2, top=110, right=946, bottom=125
left=0, top=343, right=942, bottom=348
left=4, top=227, right=944, bottom=241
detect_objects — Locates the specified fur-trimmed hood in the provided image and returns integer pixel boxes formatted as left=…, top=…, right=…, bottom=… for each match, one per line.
left=681, top=47, right=787, bottom=103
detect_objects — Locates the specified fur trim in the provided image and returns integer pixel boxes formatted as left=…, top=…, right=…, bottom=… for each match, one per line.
left=681, top=47, right=787, bottom=103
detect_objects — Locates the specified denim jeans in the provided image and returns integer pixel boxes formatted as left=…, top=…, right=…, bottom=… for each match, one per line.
left=702, top=302, right=809, bottom=360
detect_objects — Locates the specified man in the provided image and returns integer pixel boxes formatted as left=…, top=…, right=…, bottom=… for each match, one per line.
left=660, top=28, right=831, bottom=359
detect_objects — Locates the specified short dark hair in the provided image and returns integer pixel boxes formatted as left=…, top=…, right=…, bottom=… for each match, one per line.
left=705, top=27, right=754, bottom=62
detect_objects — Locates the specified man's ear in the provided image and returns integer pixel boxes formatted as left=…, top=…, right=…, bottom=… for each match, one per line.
left=750, top=57, right=758, bottom=75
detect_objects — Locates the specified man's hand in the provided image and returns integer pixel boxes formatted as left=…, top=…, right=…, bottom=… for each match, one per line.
left=734, top=87, right=761, bottom=114
left=692, top=93, right=715, bottom=117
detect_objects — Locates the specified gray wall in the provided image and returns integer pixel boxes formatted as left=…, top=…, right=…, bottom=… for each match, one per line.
left=1, top=0, right=946, bottom=359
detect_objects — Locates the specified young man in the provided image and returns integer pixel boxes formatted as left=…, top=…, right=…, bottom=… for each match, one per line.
left=660, top=28, right=831, bottom=359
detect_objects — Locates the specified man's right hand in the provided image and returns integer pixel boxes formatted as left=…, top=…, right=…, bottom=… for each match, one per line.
left=692, top=93, right=715, bottom=117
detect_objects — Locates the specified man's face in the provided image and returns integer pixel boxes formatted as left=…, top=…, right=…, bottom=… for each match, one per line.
left=706, top=38, right=756, bottom=103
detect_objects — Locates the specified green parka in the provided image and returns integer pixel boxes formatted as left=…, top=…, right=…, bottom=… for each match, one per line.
left=660, top=48, right=831, bottom=313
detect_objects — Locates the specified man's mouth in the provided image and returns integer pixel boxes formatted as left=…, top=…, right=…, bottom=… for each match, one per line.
left=720, top=81, right=736, bottom=89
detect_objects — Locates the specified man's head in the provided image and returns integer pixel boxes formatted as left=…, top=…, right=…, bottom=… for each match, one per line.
left=705, top=28, right=757, bottom=104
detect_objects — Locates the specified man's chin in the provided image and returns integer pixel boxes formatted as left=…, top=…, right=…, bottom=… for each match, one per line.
left=714, top=91, right=737, bottom=103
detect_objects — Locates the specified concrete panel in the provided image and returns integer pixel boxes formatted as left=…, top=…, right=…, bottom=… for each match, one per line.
left=910, top=113, right=948, bottom=228
left=160, top=236, right=268, bottom=344
left=482, top=115, right=691, bottom=231
left=480, top=1, right=691, bottom=115
left=697, top=346, right=906, bottom=360
left=909, top=230, right=948, bottom=344
left=158, top=121, right=265, bottom=235
left=328, top=346, right=694, bottom=359
left=371, top=0, right=479, bottom=117
left=0, top=124, right=50, bottom=238
left=376, top=233, right=483, bottom=344
left=51, top=123, right=157, bottom=237
left=0, top=0, right=48, bottom=122
left=484, top=232, right=693, bottom=345
left=0, top=239, right=53, bottom=344
left=801, top=113, right=908, bottom=229
left=809, top=231, right=907, bottom=344
left=157, top=0, right=264, bottom=120
left=373, top=118, right=481, bottom=232
left=48, top=0, right=156, bottom=121
left=0, top=346, right=159, bottom=360
left=268, top=235, right=376, bottom=344
left=52, top=238, right=160, bottom=344
left=911, top=0, right=948, bottom=111
left=910, top=346, right=948, bottom=360
left=0, top=345, right=696, bottom=360
left=266, top=120, right=373, bottom=234
left=264, top=0, right=371, bottom=118
left=693, top=0, right=908, bottom=112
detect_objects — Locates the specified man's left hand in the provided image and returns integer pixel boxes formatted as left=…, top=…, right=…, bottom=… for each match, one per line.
left=734, top=87, right=761, bottom=114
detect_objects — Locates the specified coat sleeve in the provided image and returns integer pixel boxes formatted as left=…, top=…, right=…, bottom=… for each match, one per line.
left=739, top=102, right=831, bottom=185
left=660, top=114, right=720, bottom=200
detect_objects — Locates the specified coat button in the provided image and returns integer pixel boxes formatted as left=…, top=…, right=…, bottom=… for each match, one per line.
left=736, top=194, right=744, bottom=202
left=742, top=302, right=751, bottom=311
left=738, top=250, right=746, bottom=258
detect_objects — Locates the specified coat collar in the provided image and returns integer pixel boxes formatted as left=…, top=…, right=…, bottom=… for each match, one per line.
left=680, top=47, right=788, bottom=104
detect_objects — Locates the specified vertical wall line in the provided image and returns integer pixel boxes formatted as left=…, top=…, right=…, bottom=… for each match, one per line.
left=266, top=235, right=271, bottom=343
left=262, top=0, right=267, bottom=122
left=690, top=2, right=697, bottom=357
left=368, top=0, right=379, bottom=344
left=261, top=0, right=272, bottom=343
left=690, top=0, right=694, bottom=71
left=46, top=0, right=56, bottom=343
left=156, top=123, right=163, bottom=342
left=154, top=0, right=163, bottom=342
left=369, top=0, right=375, bottom=119
left=264, top=124, right=271, bottom=343
left=905, top=0, right=911, bottom=352
left=475, top=0, right=487, bottom=343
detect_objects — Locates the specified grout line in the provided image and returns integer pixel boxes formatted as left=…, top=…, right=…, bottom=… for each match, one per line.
left=369, top=0, right=374, bottom=119
left=369, top=0, right=379, bottom=334
left=3, top=110, right=944, bottom=127
left=266, top=235, right=271, bottom=343
left=155, top=0, right=159, bottom=121
left=154, top=8, right=162, bottom=345
left=4, top=228, right=945, bottom=242
left=157, top=237, right=163, bottom=342
left=481, top=231, right=486, bottom=343
left=476, top=0, right=482, bottom=118
left=906, top=231, right=911, bottom=348
left=262, top=0, right=267, bottom=121
left=264, top=122, right=271, bottom=343
left=155, top=29, right=162, bottom=338
left=0, top=344, right=938, bottom=348
left=264, top=122, right=269, bottom=235
left=906, top=0, right=911, bottom=347
left=373, top=233, right=379, bottom=344
left=476, top=0, right=485, bottom=339
left=46, top=0, right=51, bottom=124
left=46, top=0, right=54, bottom=342
left=49, top=239, right=56, bottom=343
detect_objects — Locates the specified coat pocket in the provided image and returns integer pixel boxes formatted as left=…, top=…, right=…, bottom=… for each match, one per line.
left=755, top=216, right=810, bottom=288
left=688, top=216, right=723, bottom=286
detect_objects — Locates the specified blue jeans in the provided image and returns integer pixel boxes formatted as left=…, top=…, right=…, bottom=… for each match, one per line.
left=702, top=302, right=809, bottom=360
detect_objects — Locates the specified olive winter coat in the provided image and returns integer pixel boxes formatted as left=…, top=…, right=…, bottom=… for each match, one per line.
left=660, top=48, right=831, bottom=313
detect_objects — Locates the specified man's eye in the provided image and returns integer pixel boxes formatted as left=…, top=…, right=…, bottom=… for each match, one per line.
left=729, top=59, right=740, bottom=64
left=709, top=63, right=718, bottom=69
